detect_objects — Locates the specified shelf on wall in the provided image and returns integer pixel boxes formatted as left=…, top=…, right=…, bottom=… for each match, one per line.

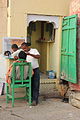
left=36, top=40, right=54, bottom=43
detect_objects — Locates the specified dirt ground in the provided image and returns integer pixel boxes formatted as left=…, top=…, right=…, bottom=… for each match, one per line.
left=0, top=84, right=80, bottom=120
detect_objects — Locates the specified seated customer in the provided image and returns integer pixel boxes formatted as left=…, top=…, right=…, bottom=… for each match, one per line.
left=6, top=51, right=32, bottom=84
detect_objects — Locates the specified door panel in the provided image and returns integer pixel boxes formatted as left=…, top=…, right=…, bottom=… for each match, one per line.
left=60, top=14, right=77, bottom=83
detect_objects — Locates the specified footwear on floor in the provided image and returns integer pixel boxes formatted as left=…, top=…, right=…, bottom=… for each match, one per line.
left=31, top=101, right=37, bottom=106
left=62, top=98, right=69, bottom=103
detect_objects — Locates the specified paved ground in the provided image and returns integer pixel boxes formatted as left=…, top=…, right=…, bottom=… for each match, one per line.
left=0, top=84, right=80, bottom=120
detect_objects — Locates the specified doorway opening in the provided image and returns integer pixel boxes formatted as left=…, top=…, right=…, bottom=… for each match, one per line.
left=27, top=21, right=56, bottom=73
left=27, top=14, right=59, bottom=82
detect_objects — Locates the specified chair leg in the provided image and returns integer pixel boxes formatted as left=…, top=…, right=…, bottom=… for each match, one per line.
left=26, top=88, right=29, bottom=101
left=29, top=86, right=32, bottom=105
left=6, top=84, right=9, bottom=104
left=12, top=87, right=14, bottom=107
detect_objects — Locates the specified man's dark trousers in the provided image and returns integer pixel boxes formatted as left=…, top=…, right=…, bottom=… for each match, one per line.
left=32, top=67, right=40, bottom=103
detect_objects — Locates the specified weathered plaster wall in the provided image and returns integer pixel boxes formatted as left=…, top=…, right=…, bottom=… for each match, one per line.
left=0, top=0, right=7, bottom=53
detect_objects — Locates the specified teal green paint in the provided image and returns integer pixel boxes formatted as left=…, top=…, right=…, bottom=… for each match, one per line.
left=60, top=14, right=77, bottom=83
left=6, top=60, right=32, bottom=107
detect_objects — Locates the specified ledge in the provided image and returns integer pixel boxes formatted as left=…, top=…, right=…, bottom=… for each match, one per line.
left=36, top=40, right=54, bottom=43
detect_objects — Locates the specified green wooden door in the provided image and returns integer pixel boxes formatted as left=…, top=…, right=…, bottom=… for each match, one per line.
left=60, top=14, right=77, bottom=83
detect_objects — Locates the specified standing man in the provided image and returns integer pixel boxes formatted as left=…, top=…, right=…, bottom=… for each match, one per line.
left=21, top=42, right=40, bottom=106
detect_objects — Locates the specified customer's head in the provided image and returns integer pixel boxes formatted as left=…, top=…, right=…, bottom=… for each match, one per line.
left=11, top=44, right=18, bottom=52
left=21, top=42, right=30, bottom=52
left=18, top=51, right=27, bottom=60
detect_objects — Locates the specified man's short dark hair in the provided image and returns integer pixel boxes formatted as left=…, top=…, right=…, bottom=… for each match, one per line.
left=18, top=51, right=27, bottom=60
left=11, top=44, right=18, bottom=49
left=21, top=42, right=31, bottom=47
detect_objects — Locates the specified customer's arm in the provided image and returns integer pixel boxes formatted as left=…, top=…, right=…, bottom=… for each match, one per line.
left=6, top=64, right=13, bottom=84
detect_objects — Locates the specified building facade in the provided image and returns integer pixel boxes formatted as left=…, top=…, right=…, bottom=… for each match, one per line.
left=0, top=0, right=71, bottom=79
left=0, top=0, right=7, bottom=52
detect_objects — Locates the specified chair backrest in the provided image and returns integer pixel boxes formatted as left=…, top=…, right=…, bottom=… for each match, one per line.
left=11, top=60, right=32, bottom=85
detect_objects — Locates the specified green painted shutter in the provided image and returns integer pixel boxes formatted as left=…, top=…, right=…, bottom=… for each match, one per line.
left=60, top=14, right=77, bottom=83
